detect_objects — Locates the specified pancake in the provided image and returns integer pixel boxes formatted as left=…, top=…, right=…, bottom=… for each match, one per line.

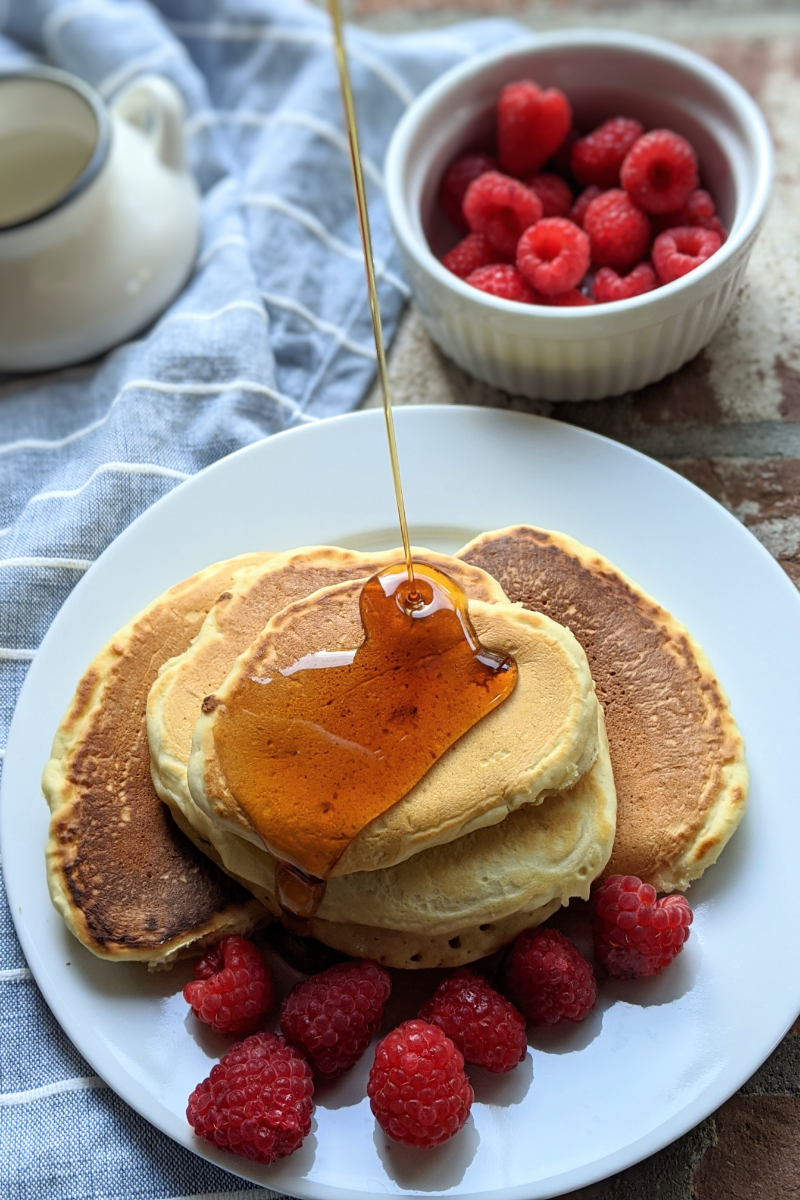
left=188, top=578, right=601, bottom=877
left=176, top=709, right=613, bottom=936
left=309, top=899, right=562, bottom=970
left=42, top=555, right=273, bottom=965
left=147, top=545, right=508, bottom=854
left=457, top=526, right=748, bottom=891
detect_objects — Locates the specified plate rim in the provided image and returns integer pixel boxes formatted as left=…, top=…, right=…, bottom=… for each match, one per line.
left=3, top=404, right=800, bottom=1200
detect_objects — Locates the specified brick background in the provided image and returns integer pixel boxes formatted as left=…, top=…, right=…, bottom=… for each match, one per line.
left=357, top=5, right=800, bottom=1195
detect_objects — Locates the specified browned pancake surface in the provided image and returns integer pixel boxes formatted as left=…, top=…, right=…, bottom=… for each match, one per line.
left=458, top=526, right=747, bottom=888
left=44, top=557, right=269, bottom=961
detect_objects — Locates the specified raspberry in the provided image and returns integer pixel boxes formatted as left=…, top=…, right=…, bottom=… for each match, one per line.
left=505, top=928, right=597, bottom=1025
left=527, top=172, right=573, bottom=218
left=466, top=264, right=535, bottom=303
left=652, top=189, right=727, bottom=240
left=593, top=261, right=657, bottom=302
left=593, top=875, right=693, bottom=978
left=570, top=185, right=604, bottom=228
left=497, top=80, right=572, bottom=177
left=516, top=217, right=590, bottom=296
left=463, top=171, right=543, bottom=257
left=652, top=226, right=722, bottom=283
left=187, top=1032, right=313, bottom=1164
left=184, top=935, right=273, bottom=1035
left=438, top=152, right=498, bottom=233
left=621, top=129, right=699, bottom=214
left=442, top=233, right=499, bottom=279
left=418, top=969, right=527, bottom=1073
left=584, top=188, right=651, bottom=271
left=280, top=959, right=391, bottom=1079
left=570, top=117, right=644, bottom=187
left=367, top=1019, right=473, bottom=1148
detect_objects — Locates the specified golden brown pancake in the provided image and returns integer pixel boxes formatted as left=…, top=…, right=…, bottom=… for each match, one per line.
left=42, top=556, right=273, bottom=965
left=458, top=526, right=748, bottom=891
left=147, top=546, right=508, bottom=851
left=188, top=579, right=601, bottom=876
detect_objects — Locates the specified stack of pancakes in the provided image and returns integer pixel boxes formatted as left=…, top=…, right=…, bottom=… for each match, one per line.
left=43, top=528, right=747, bottom=970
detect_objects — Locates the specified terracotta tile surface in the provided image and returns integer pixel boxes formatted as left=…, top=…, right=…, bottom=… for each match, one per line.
left=357, top=3, right=800, bottom=1194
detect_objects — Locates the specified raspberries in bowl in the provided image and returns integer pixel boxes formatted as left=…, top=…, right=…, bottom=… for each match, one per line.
left=385, top=30, right=772, bottom=400
left=439, top=104, right=726, bottom=306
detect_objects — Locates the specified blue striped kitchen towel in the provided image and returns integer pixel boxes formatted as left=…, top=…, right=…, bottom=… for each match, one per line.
left=0, top=1, right=522, bottom=1197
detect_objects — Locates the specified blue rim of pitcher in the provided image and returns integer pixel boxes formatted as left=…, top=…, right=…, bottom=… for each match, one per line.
left=0, top=65, right=111, bottom=233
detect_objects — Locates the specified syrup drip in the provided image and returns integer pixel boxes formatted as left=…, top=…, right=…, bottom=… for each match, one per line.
left=327, top=0, right=416, bottom=593
left=213, top=563, right=518, bottom=920
left=212, top=5, right=519, bottom=927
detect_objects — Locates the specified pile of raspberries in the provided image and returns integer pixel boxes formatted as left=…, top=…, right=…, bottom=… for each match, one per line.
left=438, top=80, right=727, bottom=305
left=184, top=874, right=692, bottom=1163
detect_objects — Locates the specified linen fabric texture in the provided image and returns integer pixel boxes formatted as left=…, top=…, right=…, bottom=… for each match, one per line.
left=0, top=1, right=520, bottom=1196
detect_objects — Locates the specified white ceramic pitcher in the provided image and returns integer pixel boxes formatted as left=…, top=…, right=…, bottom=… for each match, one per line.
left=0, top=66, right=200, bottom=372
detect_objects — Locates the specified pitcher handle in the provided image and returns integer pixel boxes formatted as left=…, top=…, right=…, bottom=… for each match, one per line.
left=112, top=74, right=187, bottom=172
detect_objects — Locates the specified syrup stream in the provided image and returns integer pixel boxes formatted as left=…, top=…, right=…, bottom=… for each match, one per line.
left=327, top=0, right=418, bottom=601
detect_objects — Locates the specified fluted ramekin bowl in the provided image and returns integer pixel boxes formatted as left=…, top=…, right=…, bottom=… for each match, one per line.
left=385, top=30, right=772, bottom=401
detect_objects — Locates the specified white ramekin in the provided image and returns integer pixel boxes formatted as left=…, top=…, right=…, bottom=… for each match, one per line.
left=385, top=30, right=773, bottom=402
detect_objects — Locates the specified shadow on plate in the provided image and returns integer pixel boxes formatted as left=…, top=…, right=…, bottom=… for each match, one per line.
left=315, top=1054, right=373, bottom=1111
left=468, top=1051, right=533, bottom=1106
left=374, top=1114, right=479, bottom=1189
left=528, top=999, right=605, bottom=1055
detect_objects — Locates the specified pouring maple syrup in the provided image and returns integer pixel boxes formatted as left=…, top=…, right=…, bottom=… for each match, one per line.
left=212, top=0, right=518, bottom=928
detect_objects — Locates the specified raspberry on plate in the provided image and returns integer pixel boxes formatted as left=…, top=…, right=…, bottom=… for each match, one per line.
left=463, top=171, right=543, bottom=257
left=505, top=927, right=597, bottom=1025
left=593, top=261, right=657, bottom=302
left=583, top=188, right=651, bottom=271
left=593, top=875, right=693, bottom=978
left=527, top=172, right=574, bottom=218
left=570, top=185, right=604, bottom=228
left=497, top=80, right=572, bottom=177
left=442, top=232, right=500, bottom=279
left=187, top=1031, right=314, bottom=1164
left=368, top=1019, right=473, bottom=1148
left=438, top=152, right=498, bottom=233
left=652, top=226, right=722, bottom=283
left=418, top=968, right=527, bottom=1073
left=280, top=959, right=391, bottom=1079
left=621, top=129, right=699, bottom=214
left=183, top=934, right=274, bottom=1036
left=516, top=217, right=590, bottom=296
left=465, top=263, right=535, bottom=302
left=570, top=117, right=644, bottom=187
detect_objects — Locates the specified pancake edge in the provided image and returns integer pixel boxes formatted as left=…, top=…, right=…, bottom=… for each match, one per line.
left=42, top=556, right=270, bottom=965
left=457, top=524, right=750, bottom=892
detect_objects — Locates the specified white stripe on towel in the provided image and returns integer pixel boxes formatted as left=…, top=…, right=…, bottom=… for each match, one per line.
left=0, top=1076, right=108, bottom=1106
left=242, top=193, right=409, bottom=297
left=168, top=21, right=414, bottom=106
left=163, top=300, right=267, bottom=324
left=0, top=968, right=32, bottom=982
left=29, top=462, right=190, bottom=505
left=260, top=291, right=375, bottom=359
left=0, top=376, right=308, bottom=459
left=187, top=109, right=384, bottom=189
left=197, top=235, right=248, bottom=269
left=0, top=557, right=93, bottom=570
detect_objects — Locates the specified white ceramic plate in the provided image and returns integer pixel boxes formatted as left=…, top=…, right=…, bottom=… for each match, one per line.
left=4, top=406, right=800, bottom=1200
